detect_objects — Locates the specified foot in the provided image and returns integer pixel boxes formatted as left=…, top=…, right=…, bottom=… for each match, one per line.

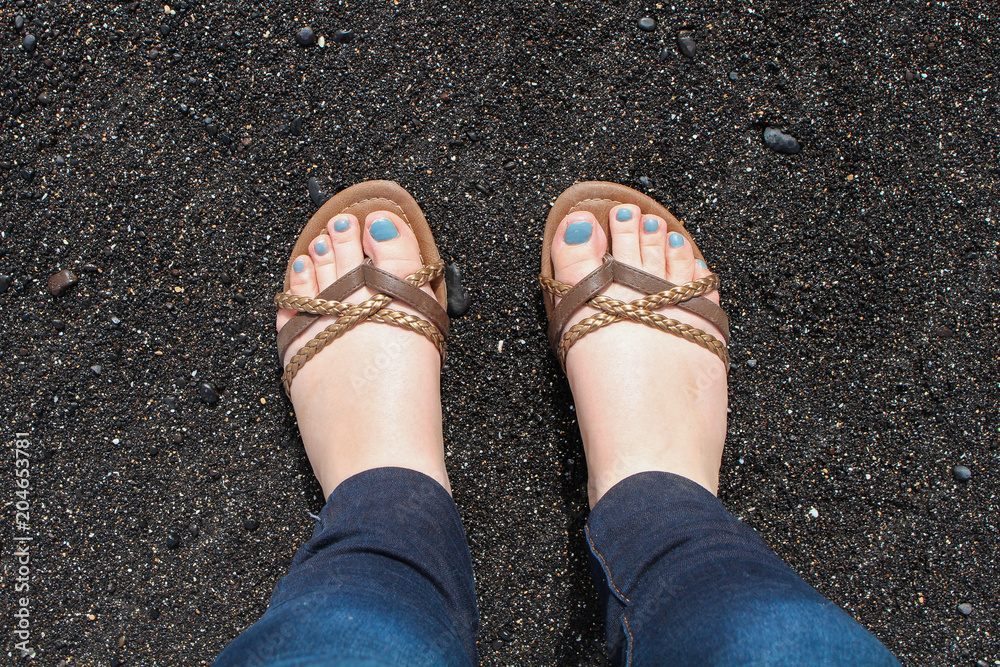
left=277, top=211, right=449, bottom=498
left=549, top=205, right=729, bottom=507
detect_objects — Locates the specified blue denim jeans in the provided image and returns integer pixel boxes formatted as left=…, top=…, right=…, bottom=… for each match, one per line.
left=215, top=468, right=899, bottom=666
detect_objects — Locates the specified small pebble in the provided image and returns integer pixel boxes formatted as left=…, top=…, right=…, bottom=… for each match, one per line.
left=172, top=433, right=183, bottom=444
left=148, top=446, right=159, bottom=457
left=333, top=29, right=354, bottom=43
left=149, top=608, right=160, bottom=620
left=198, top=382, right=219, bottom=404
left=763, top=127, right=801, bottom=154
left=47, top=269, right=78, bottom=297
left=308, top=176, right=329, bottom=207
left=498, top=628, right=513, bottom=641
left=0, top=275, right=11, bottom=294
left=188, top=523, right=199, bottom=536
left=952, top=465, right=972, bottom=482
left=208, top=469, right=221, bottom=480
left=295, top=27, right=316, bottom=47
left=165, top=533, right=180, bottom=549
left=638, top=17, right=657, bottom=32
left=14, top=15, right=25, bottom=30
left=243, top=518, right=260, bottom=532
left=904, top=68, right=914, bottom=82
left=747, top=359, right=757, bottom=368
left=638, top=176, right=653, bottom=189
left=53, top=319, right=66, bottom=331
left=159, top=24, right=170, bottom=36
left=23, top=33, right=36, bottom=52
left=445, top=262, right=471, bottom=317
left=935, top=325, right=953, bottom=338
left=90, top=365, right=102, bottom=375
left=20, top=168, right=35, bottom=182
left=957, top=602, right=972, bottom=616
left=677, top=32, right=696, bottom=59
left=290, top=116, right=303, bottom=136
left=729, top=71, right=739, bottom=81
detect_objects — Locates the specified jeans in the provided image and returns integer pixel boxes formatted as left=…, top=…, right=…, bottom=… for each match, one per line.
left=215, top=468, right=899, bottom=666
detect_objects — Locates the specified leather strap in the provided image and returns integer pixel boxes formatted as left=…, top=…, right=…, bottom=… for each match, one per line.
left=547, top=255, right=729, bottom=350
left=277, top=262, right=449, bottom=363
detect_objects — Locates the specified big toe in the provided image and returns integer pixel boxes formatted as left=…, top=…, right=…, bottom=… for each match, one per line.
left=362, top=211, right=428, bottom=287
left=551, top=212, right=608, bottom=287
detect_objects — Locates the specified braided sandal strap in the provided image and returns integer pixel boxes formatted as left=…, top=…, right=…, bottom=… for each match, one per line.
left=277, top=261, right=446, bottom=395
left=539, top=273, right=731, bottom=371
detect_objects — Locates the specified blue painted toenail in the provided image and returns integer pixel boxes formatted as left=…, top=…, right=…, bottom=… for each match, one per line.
left=616, top=208, right=633, bottom=221
left=643, top=218, right=659, bottom=233
left=669, top=232, right=685, bottom=248
left=565, top=221, right=593, bottom=245
left=333, top=218, right=350, bottom=232
left=315, top=240, right=329, bottom=255
left=696, top=259, right=708, bottom=269
left=370, top=218, right=399, bottom=241
left=293, top=259, right=306, bottom=273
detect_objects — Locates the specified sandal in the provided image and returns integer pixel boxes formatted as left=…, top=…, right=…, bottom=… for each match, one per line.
left=538, top=181, right=731, bottom=370
left=275, top=180, right=449, bottom=395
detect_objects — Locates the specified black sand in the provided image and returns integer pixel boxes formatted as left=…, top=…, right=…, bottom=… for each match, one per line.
left=2, top=1, right=997, bottom=665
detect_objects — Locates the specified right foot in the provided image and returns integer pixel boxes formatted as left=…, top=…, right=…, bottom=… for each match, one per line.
left=549, top=204, right=729, bottom=506
left=277, top=211, right=449, bottom=498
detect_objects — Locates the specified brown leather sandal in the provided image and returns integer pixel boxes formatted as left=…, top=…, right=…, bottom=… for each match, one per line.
left=275, top=180, right=448, bottom=395
left=538, top=181, right=731, bottom=370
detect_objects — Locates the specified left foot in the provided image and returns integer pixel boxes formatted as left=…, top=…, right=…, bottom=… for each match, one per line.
left=276, top=210, right=449, bottom=498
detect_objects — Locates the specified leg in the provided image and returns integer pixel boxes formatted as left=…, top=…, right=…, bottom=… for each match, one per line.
left=587, top=472, right=899, bottom=666
left=217, top=200, right=477, bottom=665
left=546, top=190, right=898, bottom=665
left=215, top=468, right=476, bottom=667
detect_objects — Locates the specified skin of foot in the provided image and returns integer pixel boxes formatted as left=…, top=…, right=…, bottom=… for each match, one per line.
left=550, top=205, right=729, bottom=507
left=277, top=211, right=449, bottom=498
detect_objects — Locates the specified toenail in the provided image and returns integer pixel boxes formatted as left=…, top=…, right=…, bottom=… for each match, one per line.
left=616, top=208, right=633, bottom=221
left=315, top=240, right=329, bottom=255
left=696, top=259, right=708, bottom=269
left=565, top=221, right=593, bottom=245
left=669, top=232, right=685, bottom=248
left=293, top=259, right=306, bottom=273
left=333, top=218, right=350, bottom=232
left=370, top=218, right=399, bottom=241
left=643, top=218, right=659, bottom=233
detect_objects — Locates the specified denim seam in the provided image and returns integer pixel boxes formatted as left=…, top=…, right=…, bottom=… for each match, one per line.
left=585, top=525, right=630, bottom=605
left=621, top=614, right=635, bottom=667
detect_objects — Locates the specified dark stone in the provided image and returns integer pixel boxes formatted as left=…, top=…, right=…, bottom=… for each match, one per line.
left=219, top=133, right=233, bottom=146
left=658, top=48, right=670, bottom=63
left=308, top=176, right=329, bottom=207
left=165, top=534, right=179, bottom=549
left=445, top=262, right=471, bottom=317
left=208, top=469, right=221, bottom=480
left=148, top=446, right=158, bottom=457
left=20, top=168, right=35, bottom=182
left=53, top=319, right=65, bottom=331
left=638, top=17, right=657, bottom=32
left=473, top=181, right=491, bottom=196
left=763, top=127, right=801, bottom=154
left=952, top=465, right=972, bottom=482
left=243, top=518, right=260, bottom=532
left=905, top=69, right=914, bottom=82
left=957, top=602, right=973, bottom=616
left=14, top=16, right=25, bottom=30
left=205, top=124, right=218, bottom=137
left=0, top=275, right=11, bottom=294
left=729, top=71, right=739, bottom=81
left=172, top=433, right=183, bottom=444
left=189, top=523, right=199, bottom=536
left=290, top=116, right=303, bottom=136
left=159, top=24, right=170, bottom=36
left=90, top=365, right=102, bottom=376
left=465, top=130, right=482, bottom=142
left=82, top=263, right=99, bottom=274
left=198, top=382, right=219, bottom=404
left=333, top=29, right=355, bottom=44
left=23, top=34, right=36, bottom=53
left=295, top=27, right=316, bottom=47
left=47, top=269, right=79, bottom=297
left=498, top=628, right=513, bottom=641
left=149, top=608, right=160, bottom=620
left=220, top=272, right=232, bottom=286
left=502, top=160, right=516, bottom=170
left=677, top=32, right=696, bottom=59
left=935, top=325, right=953, bottom=338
